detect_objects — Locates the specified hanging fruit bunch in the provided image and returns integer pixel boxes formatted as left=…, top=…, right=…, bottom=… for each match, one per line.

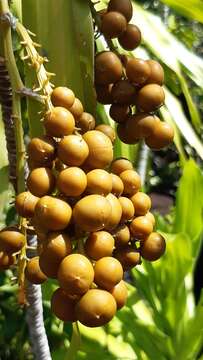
left=0, top=0, right=170, bottom=329
left=94, top=0, right=174, bottom=149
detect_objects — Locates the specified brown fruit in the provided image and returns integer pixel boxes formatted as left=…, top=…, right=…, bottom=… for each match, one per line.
left=114, top=245, right=141, bottom=270
left=119, top=196, right=134, bottom=222
left=95, top=124, right=116, bottom=143
left=108, top=0, right=133, bottom=22
left=126, top=58, right=150, bottom=85
left=130, top=192, right=151, bottom=216
left=73, top=195, right=111, bottom=232
left=76, top=112, right=95, bottom=133
left=137, top=84, right=165, bottom=112
left=51, top=86, right=75, bottom=109
left=58, top=254, right=94, bottom=295
left=96, top=84, right=113, bottom=104
left=145, top=60, right=164, bottom=86
left=111, top=79, right=136, bottom=105
left=101, top=11, right=127, bottom=39
left=130, top=216, right=153, bottom=240
left=43, top=232, right=72, bottom=263
left=69, top=98, right=84, bottom=119
left=51, top=288, right=77, bottom=322
left=140, top=232, right=166, bottom=261
left=110, top=280, right=128, bottom=309
left=86, top=169, right=112, bottom=196
left=145, top=121, right=174, bottom=150
left=145, top=212, right=156, bottom=227
left=39, top=251, right=59, bottom=278
left=125, top=113, right=160, bottom=139
left=0, top=227, right=24, bottom=254
left=117, top=123, right=139, bottom=144
left=118, top=24, right=141, bottom=50
left=57, top=167, right=87, bottom=197
left=35, top=196, right=72, bottom=231
left=0, top=252, right=15, bottom=270
left=105, top=193, right=122, bottom=231
left=111, top=157, right=133, bottom=175
left=94, top=256, right=123, bottom=290
left=75, top=289, right=117, bottom=327
left=15, top=191, right=39, bottom=218
left=85, top=231, right=115, bottom=260
left=25, top=257, right=47, bottom=284
left=57, top=135, right=89, bottom=167
left=44, top=107, right=75, bottom=137
left=111, top=173, right=124, bottom=197
left=27, top=167, right=55, bottom=197
left=28, top=135, right=56, bottom=165
left=27, top=157, right=53, bottom=170
left=109, top=104, right=130, bottom=123
left=120, top=169, right=141, bottom=196
left=114, top=224, right=130, bottom=247
left=83, top=130, right=113, bottom=169
left=95, top=51, right=123, bottom=85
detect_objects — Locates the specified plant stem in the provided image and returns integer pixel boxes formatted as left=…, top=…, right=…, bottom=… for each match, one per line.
left=67, top=322, right=81, bottom=360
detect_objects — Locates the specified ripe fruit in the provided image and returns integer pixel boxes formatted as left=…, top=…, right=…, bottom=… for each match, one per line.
left=34, top=196, right=72, bottom=231
left=95, top=124, right=116, bottom=143
left=75, top=289, right=117, bottom=327
left=96, top=84, right=113, bottom=104
left=95, top=52, right=123, bottom=85
left=125, top=113, right=160, bottom=139
left=130, top=192, right=151, bottom=216
left=86, top=169, right=112, bottom=196
left=57, top=254, right=94, bottom=295
left=140, top=232, right=166, bottom=261
left=114, top=245, right=141, bottom=270
left=0, top=227, right=24, bottom=253
left=130, top=216, right=153, bottom=239
left=119, top=196, right=134, bottom=222
left=101, top=11, right=127, bottom=39
left=109, top=104, right=129, bottom=123
left=110, top=280, right=128, bottom=309
left=118, top=24, right=141, bottom=50
left=120, top=169, right=141, bottom=196
left=111, top=173, right=124, bottom=196
left=111, top=157, right=133, bottom=175
left=28, top=135, right=56, bottom=165
left=15, top=191, right=39, bottom=218
left=145, top=121, right=174, bottom=150
left=0, top=252, right=15, bottom=269
left=73, top=194, right=112, bottom=232
left=94, top=256, right=123, bottom=290
left=126, top=58, right=150, bottom=85
left=51, top=288, right=77, bottom=322
left=44, top=107, right=75, bottom=137
left=76, top=112, right=95, bottom=133
left=43, top=232, right=72, bottom=263
left=57, top=167, right=87, bottom=197
left=83, top=130, right=113, bottom=169
left=145, top=212, right=156, bottom=227
left=27, top=167, right=55, bottom=197
left=137, top=84, right=165, bottom=112
left=111, top=79, right=136, bottom=105
left=108, top=0, right=133, bottom=22
left=106, top=193, right=122, bottom=231
left=145, top=60, right=164, bottom=86
left=85, top=231, right=115, bottom=260
left=114, top=224, right=130, bottom=247
left=57, top=135, right=89, bottom=167
left=69, top=98, right=84, bottom=118
left=39, top=251, right=60, bottom=278
left=51, top=86, right=75, bottom=109
left=117, top=123, right=139, bottom=144
left=25, top=256, right=47, bottom=284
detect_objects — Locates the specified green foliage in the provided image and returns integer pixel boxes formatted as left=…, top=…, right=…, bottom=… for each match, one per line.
left=160, top=0, right=203, bottom=24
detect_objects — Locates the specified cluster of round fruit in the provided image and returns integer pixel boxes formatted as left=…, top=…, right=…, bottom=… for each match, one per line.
left=95, top=0, right=174, bottom=150
left=0, top=86, right=166, bottom=327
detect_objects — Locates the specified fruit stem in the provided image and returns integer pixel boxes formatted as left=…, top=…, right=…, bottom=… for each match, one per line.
left=15, top=21, right=53, bottom=111
left=67, top=322, right=81, bottom=359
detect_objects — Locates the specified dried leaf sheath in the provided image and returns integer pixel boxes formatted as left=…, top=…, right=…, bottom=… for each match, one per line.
left=0, top=56, right=17, bottom=191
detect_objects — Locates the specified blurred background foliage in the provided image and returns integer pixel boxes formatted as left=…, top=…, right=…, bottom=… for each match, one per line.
left=0, top=0, right=202, bottom=359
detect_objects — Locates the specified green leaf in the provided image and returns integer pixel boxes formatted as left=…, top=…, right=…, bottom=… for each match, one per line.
left=160, top=0, right=203, bottom=24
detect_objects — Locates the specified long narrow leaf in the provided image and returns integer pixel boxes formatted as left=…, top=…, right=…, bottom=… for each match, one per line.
left=160, top=0, right=203, bottom=24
